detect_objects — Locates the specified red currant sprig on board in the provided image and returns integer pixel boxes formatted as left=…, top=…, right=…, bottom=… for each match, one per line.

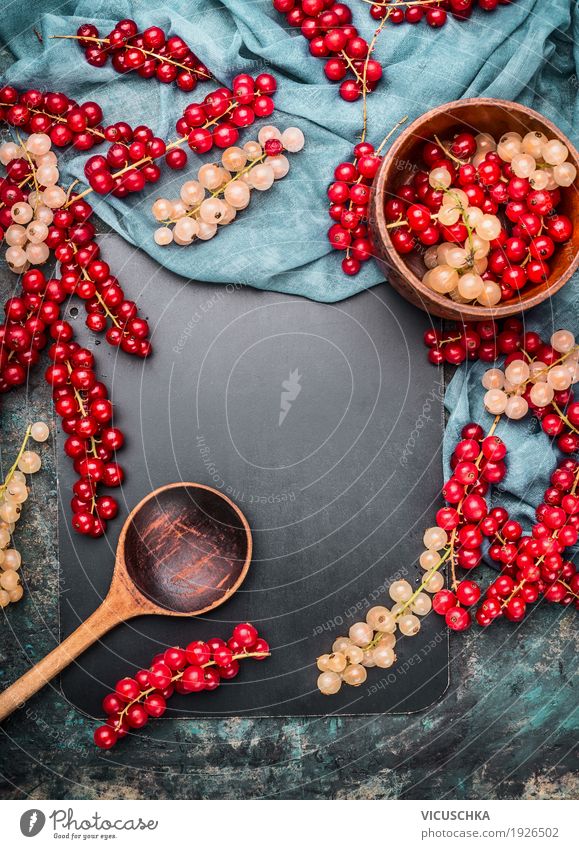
left=45, top=331, right=125, bottom=538
left=0, top=272, right=63, bottom=393
left=0, top=133, right=152, bottom=358
left=423, top=317, right=528, bottom=366
left=47, top=197, right=152, bottom=358
left=94, top=625, right=270, bottom=748
left=54, top=19, right=212, bottom=92
left=1, top=269, right=135, bottom=535
left=271, top=0, right=382, bottom=101
left=426, top=420, right=509, bottom=633
left=0, top=86, right=105, bottom=152
left=367, top=0, right=511, bottom=28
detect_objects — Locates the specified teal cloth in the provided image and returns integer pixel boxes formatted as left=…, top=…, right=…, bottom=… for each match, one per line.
left=1, top=1, right=578, bottom=555
left=0, top=0, right=577, bottom=302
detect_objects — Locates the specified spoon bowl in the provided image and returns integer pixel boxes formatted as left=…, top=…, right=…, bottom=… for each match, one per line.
left=0, top=482, right=252, bottom=722
left=120, top=482, right=252, bottom=615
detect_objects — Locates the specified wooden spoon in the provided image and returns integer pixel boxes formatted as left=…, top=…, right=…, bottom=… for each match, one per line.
left=0, top=482, right=252, bottom=722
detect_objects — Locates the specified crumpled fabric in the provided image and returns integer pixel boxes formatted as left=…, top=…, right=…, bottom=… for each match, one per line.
left=0, top=0, right=576, bottom=301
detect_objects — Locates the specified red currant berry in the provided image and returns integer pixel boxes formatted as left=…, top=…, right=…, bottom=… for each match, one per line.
left=445, top=606, right=470, bottom=631
left=456, top=580, right=481, bottom=606
left=232, top=622, right=258, bottom=648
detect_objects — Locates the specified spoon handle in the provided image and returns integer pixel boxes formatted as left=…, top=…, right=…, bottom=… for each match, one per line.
left=0, top=599, right=126, bottom=722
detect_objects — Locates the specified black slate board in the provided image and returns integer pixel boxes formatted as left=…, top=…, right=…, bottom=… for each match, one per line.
left=58, top=233, right=448, bottom=717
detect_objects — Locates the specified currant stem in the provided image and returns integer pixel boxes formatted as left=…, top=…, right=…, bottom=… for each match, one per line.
left=93, top=289, right=123, bottom=329
left=360, top=14, right=389, bottom=142
left=66, top=102, right=239, bottom=207
left=339, top=51, right=366, bottom=87
left=433, top=134, right=464, bottom=167
left=49, top=35, right=212, bottom=80
left=0, top=425, right=33, bottom=496
left=15, top=130, right=40, bottom=209
left=375, top=116, right=408, bottom=155
left=448, top=528, right=458, bottom=591
left=113, top=649, right=270, bottom=732
left=0, top=100, right=105, bottom=139
left=552, top=402, right=579, bottom=435
left=394, top=544, right=453, bottom=621
left=560, top=580, right=579, bottom=600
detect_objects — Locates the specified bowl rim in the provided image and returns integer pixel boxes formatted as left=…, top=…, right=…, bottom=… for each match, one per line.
left=372, top=97, right=579, bottom=319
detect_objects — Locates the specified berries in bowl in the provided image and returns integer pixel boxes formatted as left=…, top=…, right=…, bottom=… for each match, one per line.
left=370, top=99, right=579, bottom=320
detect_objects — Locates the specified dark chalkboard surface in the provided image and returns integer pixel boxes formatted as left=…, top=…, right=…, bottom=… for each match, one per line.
left=58, top=233, right=448, bottom=717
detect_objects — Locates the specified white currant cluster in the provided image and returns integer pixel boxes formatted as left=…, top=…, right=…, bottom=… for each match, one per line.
left=496, top=132, right=576, bottom=190
left=1, top=134, right=67, bottom=273
left=151, top=126, right=305, bottom=246
left=423, top=183, right=503, bottom=306
left=0, top=422, right=49, bottom=608
left=483, top=329, right=579, bottom=418
left=317, top=528, right=446, bottom=695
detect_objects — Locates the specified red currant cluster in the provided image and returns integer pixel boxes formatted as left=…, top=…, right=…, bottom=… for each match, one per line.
left=0, top=134, right=152, bottom=357
left=438, top=421, right=509, bottom=563
left=81, top=74, right=277, bottom=200
left=0, top=266, right=125, bottom=536
left=272, top=0, right=382, bottom=101
left=0, top=104, right=152, bottom=538
left=433, top=445, right=579, bottom=629
left=368, top=0, right=511, bottom=27
left=422, top=319, right=579, bottom=629
left=0, top=274, right=59, bottom=392
left=74, top=19, right=211, bottom=91
left=45, top=330, right=124, bottom=537
left=424, top=317, right=528, bottom=365
left=388, top=129, right=574, bottom=305
left=0, top=85, right=105, bottom=151
left=94, top=624, right=270, bottom=748
left=327, top=139, right=382, bottom=275
left=0, top=170, right=27, bottom=241
left=84, top=124, right=175, bottom=198
left=176, top=73, right=277, bottom=154
left=43, top=196, right=152, bottom=356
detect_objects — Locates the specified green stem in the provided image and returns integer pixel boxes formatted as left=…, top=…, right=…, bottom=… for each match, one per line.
left=0, top=426, right=32, bottom=496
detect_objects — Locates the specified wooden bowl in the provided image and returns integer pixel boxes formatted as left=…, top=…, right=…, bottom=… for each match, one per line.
left=369, top=98, right=579, bottom=320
